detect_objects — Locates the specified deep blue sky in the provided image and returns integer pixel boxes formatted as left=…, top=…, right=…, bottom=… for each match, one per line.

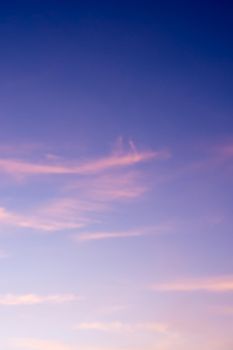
left=0, top=0, right=232, bottom=147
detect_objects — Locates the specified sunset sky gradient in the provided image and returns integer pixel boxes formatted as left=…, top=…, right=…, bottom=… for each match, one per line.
left=0, top=1, right=233, bottom=349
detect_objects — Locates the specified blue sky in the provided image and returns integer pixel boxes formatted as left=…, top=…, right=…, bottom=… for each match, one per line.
left=0, top=1, right=233, bottom=349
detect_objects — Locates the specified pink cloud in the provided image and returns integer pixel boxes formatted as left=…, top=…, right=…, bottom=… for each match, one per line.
left=150, top=276, right=233, bottom=293
left=0, top=204, right=87, bottom=232
left=13, top=338, right=75, bottom=350
left=0, top=187, right=147, bottom=231
left=69, top=171, right=148, bottom=201
left=0, top=170, right=157, bottom=233
left=0, top=147, right=167, bottom=178
left=74, top=321, right=169, bottom=333
left=74, top=225, right=171, bottom=242
left=0, top=141, right=168, bottom=232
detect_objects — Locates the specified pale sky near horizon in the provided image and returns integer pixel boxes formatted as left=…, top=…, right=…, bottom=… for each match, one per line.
left=0, top=1, right=233, bottom=349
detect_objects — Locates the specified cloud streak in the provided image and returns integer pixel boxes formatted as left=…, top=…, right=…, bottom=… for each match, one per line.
left=0, top=205, right=86, bottom=232
left=74, top=225, right=171, bottom=242
left=69, top=171, right=148, bottom=201
left=74, top=321, right=169, bottom=334
left=12, top=339, right=75, bottom=350
left=0, top=147, right=166, bottom=178
left=0, top=294, right=79, bottom=306
left=150, top=276, right=233, bottom=293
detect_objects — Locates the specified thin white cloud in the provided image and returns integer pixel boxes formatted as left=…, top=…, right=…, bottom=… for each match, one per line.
left=0, top=294, right=79, bottom=306
left=12, top=339, right=146, bottom=350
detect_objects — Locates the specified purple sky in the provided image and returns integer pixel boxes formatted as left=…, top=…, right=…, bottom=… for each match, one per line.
left=0, top=1, right=233, bottom=349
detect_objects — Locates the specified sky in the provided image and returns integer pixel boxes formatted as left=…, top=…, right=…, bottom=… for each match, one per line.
left=0, top=1, right=233, bottom=349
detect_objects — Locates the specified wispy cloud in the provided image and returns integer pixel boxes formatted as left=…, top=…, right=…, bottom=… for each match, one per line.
left=0, top=144, right=166, bottom=178
left=150, top=276, right=233, bottom=293
left=0, top=190, right=150, bottom=232
left=74, top=321, right=169, bottom=334
left=69, top=171, right=148, bottom=201
left=0, top=142, right=44, bottom=156
left=0, top=205, right=86, bottom=232
left=12, top=339, right=152, bottom=350
left=0, top=141, right=167, bottom=232
left=12, top=339, right=75, bottom=350
left=0, top=294, right=79, bottom=306
left=74, top=224, right=171, bottom=242
left=0, top=192, right=141, bottom=232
